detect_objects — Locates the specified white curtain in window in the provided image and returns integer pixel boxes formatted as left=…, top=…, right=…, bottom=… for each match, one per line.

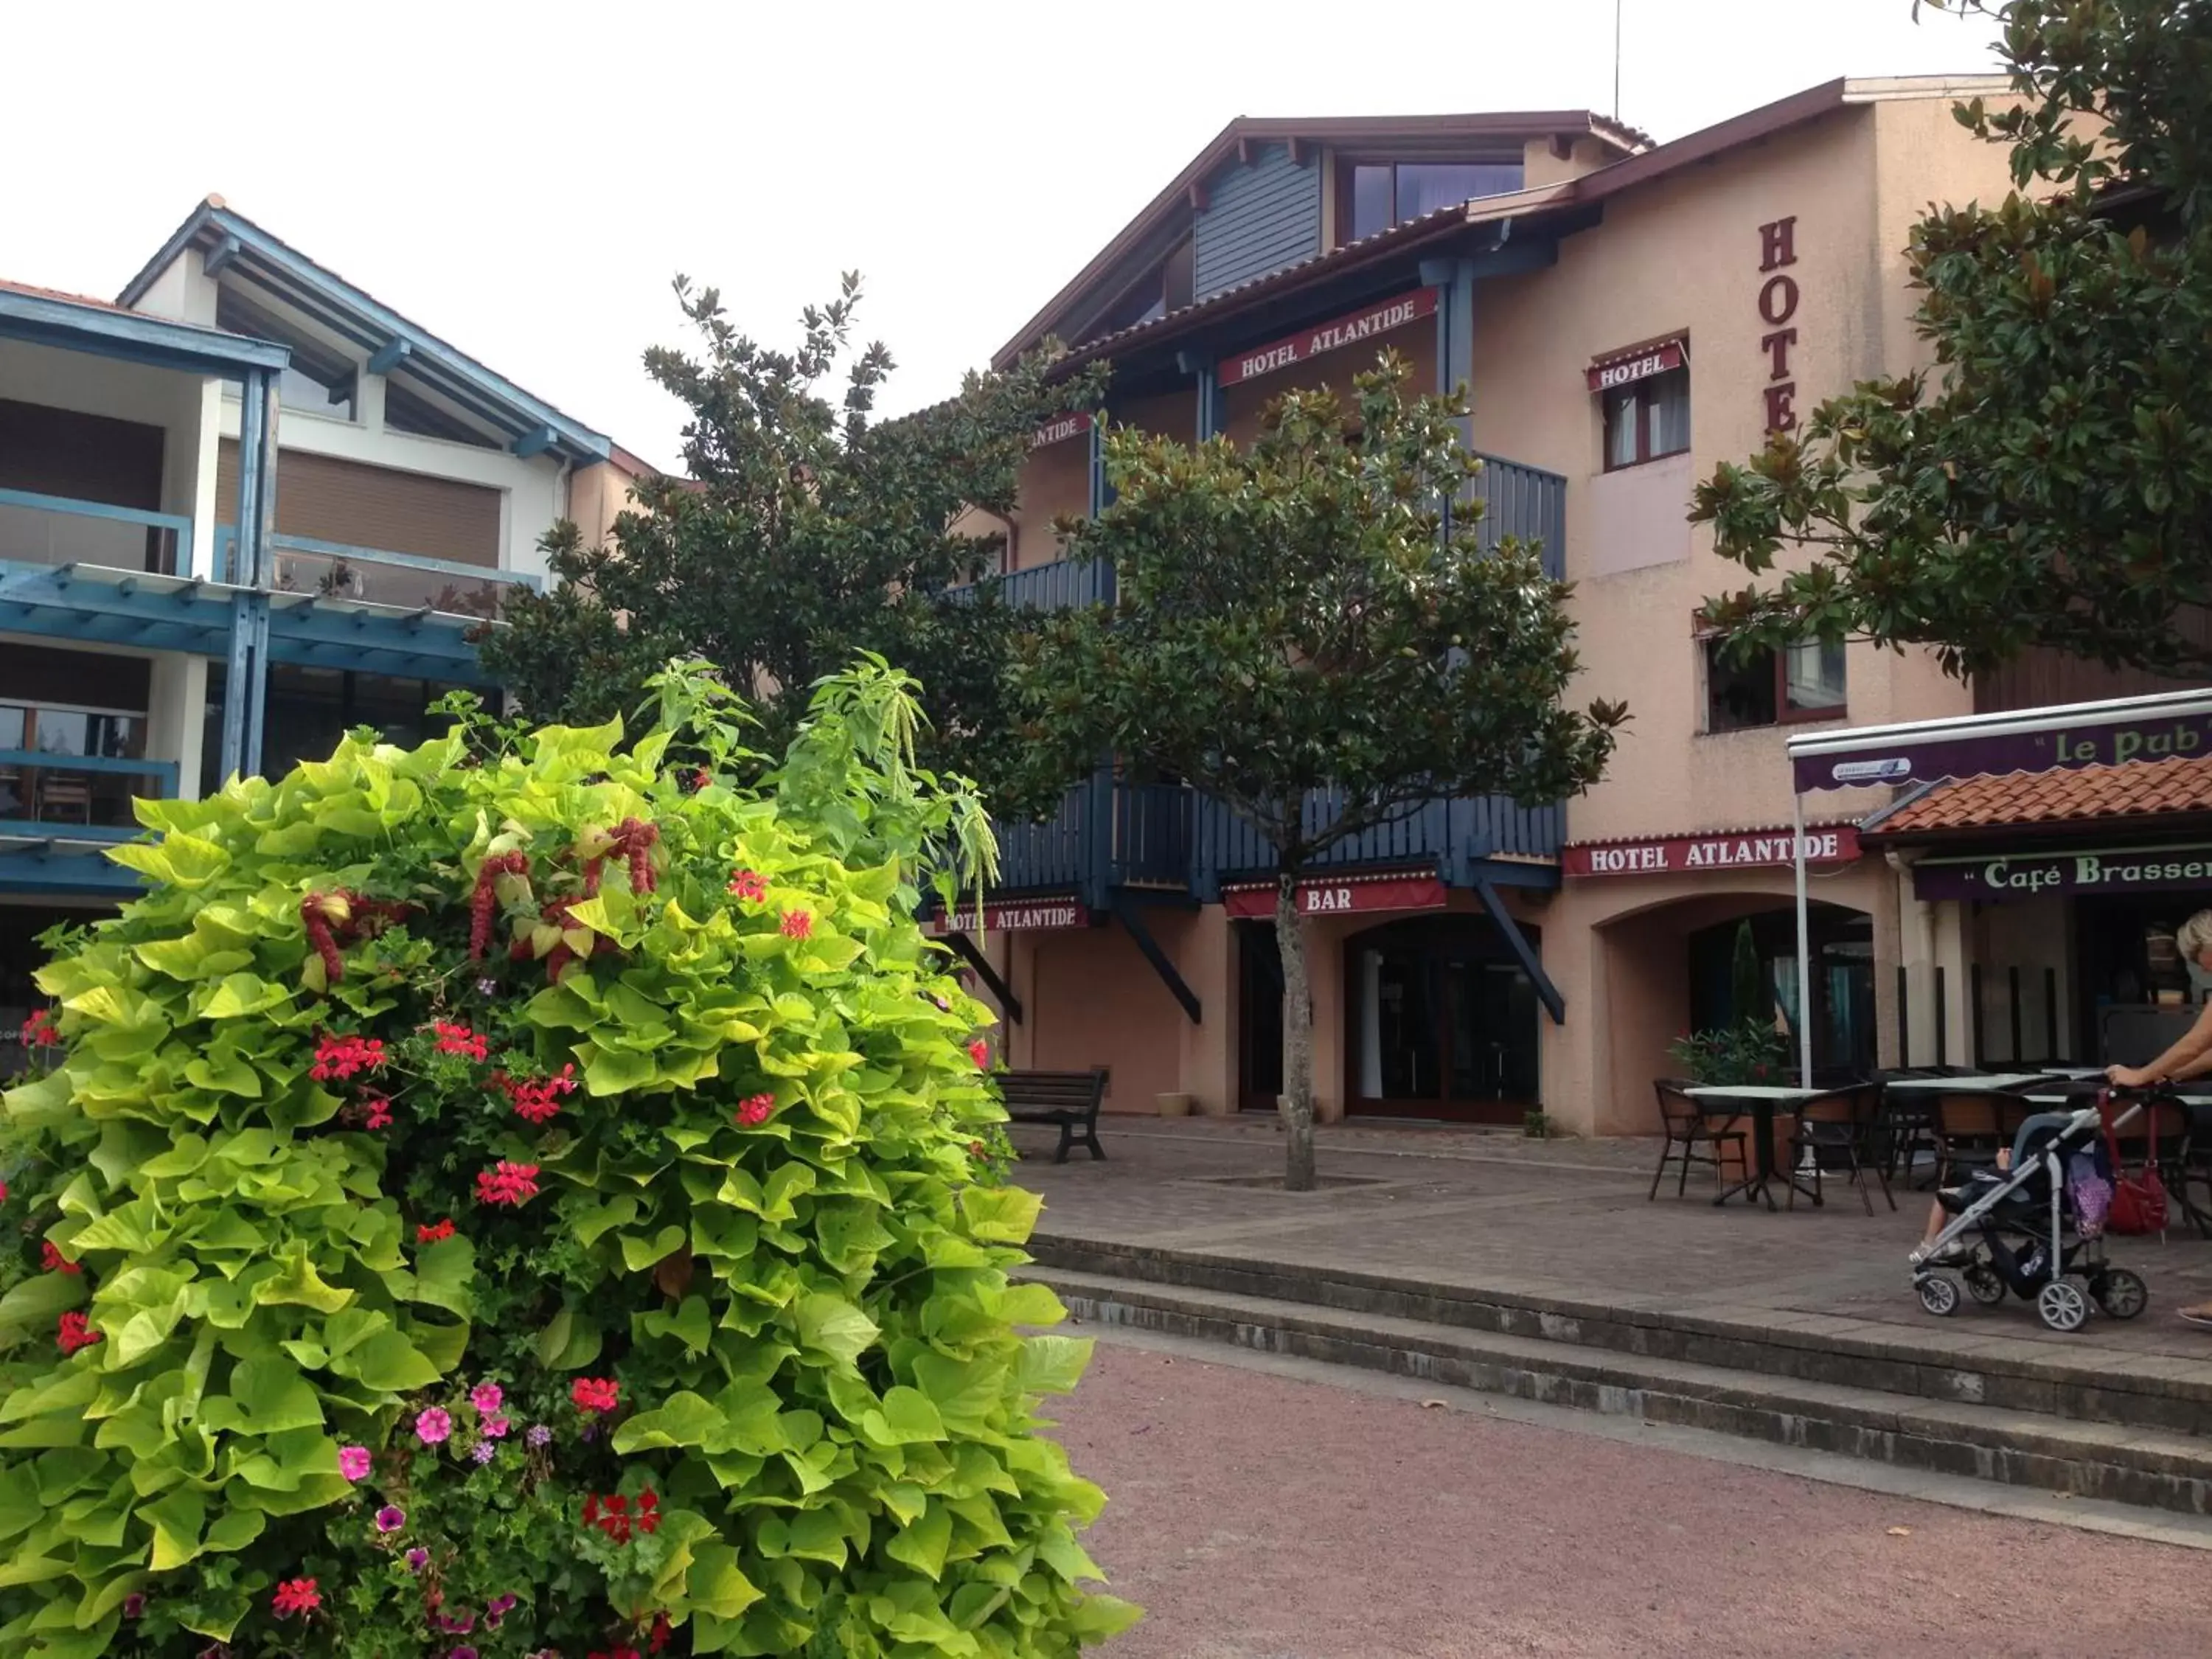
left=1784, top=639, right=1848, bottom=710
left=1647, top=369, right=1691, bottom=458
left=1358, top=949, right=1384, bottom=1098
left=1603, top=386, right=1640, bottom=469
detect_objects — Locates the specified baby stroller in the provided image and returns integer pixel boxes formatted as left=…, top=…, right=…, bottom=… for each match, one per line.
left=1907, top=1092, right=2150, bottom=1333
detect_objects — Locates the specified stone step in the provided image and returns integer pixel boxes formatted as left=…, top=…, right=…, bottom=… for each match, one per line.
left=1028, top=1234, right=2212, bottom=1439
left=1027, top=1265, right=2212, bottom=1517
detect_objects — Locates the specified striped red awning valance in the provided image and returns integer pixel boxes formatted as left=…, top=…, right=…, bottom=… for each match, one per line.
left=1586, top=335, right=1687, bottom=393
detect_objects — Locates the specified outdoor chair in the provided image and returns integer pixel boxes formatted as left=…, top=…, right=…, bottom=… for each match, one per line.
left=1873, top=1086, right=1941, bottom=1189
left=1930, top=1092, right=2008, bottom=1187
left=1786, top=1085, right=1893, bottom=1214
left=1649, top=1078, right=1749, bottom=1201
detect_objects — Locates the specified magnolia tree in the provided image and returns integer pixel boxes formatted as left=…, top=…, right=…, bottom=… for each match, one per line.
left=1011, top=359, right=1622, bottom=1189
left=0, top=661, right=1133, bottom=1658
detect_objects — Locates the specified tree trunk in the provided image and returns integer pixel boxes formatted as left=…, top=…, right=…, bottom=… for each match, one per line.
left=1276, top=870, right=1317, bottom=1191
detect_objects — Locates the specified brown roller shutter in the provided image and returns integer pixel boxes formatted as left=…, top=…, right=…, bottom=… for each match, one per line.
left=218, top=442, right=500, bottom=567
left=0, top=398, right=163, bottom=509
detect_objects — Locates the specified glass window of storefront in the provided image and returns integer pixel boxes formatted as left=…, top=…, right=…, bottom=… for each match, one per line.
left=1346, top=916, right=1540, bottom=1121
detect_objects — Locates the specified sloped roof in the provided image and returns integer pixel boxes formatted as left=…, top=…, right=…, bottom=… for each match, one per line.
left=1865, top=757, right=2212, bottom=839
left=118, top=198, right=611, bottom=464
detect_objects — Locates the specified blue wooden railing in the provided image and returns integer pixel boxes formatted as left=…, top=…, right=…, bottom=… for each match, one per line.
left=216, top=527, right=543, bottom=614
left=0, top=487, right=192, bottom=578
left=1187, top=788, right=1562, bottom=891
left=1470, top=453, right=1567, bottom=580
left=0, top=750, right=178, bottom=842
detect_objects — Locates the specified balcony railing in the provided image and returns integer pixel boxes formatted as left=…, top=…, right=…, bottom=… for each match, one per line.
left=0, top=487, right=190, bottom=578
left=941, top=556, right=1113, bottom=613
left=0, top=750, right=178, bottom=840
left=1470, top=453, right=1567, bottom=580
left=1191, top=786, right=1563, bottom=888
left=218, top=529, right=544, bottom=616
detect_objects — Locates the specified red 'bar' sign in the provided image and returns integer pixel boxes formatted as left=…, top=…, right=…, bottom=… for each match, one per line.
left=1585, top=338, right=1686, bottom=393
left=1562, top=824, right=1860, bottom=877
left=1031, top=411, right=1092, bottom=450
left=1217, top=288, right=1439, bottom=389
left=1221, top=873, right=1447, bottom=919
left=928, top=900, right=1092, bottom=935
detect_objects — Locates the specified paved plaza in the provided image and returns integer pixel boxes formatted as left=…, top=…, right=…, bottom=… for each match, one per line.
left=1009, top=1116, right=2212, bottom=1371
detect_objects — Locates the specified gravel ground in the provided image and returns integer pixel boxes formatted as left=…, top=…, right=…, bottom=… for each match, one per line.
left=1052, top=1340, right=2212, bottom=1659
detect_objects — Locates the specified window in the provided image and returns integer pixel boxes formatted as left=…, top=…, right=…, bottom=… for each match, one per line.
left=1704, top=637, right=1846, bottom=731
left=1602, top=366, right=1690, bottom=469
left=383, top=381, right=501, bottom=450
left=1347, top=161, right=1525, bottom=240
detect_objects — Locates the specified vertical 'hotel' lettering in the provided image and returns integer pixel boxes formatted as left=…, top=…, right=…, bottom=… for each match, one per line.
left=1758, top=215, right=1800, bottom=433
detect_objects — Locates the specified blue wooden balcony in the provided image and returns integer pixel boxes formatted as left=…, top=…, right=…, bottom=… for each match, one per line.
left=0, top=485, right=192, bottom=580
left=977, top=778, right=1193, bottom=902
left=1189, top=788, right=1562, bottom=897
left=217, top=527, right=543, bottom=619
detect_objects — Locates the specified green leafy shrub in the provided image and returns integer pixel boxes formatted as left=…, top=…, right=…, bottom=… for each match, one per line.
left=0, top=661, right=1133, bottom=1658
left=1666, top=1022, right=1790, bottom=1087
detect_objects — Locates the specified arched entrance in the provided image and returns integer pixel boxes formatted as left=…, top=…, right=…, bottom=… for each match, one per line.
left=1684, top=902, right=1875, bottom=1074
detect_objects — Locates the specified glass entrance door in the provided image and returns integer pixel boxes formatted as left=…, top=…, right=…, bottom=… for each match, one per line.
left=1349, top=917, right=1540, bottom=1122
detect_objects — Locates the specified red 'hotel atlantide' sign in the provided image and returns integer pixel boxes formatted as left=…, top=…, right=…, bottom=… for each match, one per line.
left=927, top=900, right=1091, bottom=935
left=1562, top=825, right=1860, bottom=877
left=1222, top=873, right=1447, bottom=919
left=1031, top=411, right=1092, bottom=449
left=1217, top=288, right=1439, bottom=389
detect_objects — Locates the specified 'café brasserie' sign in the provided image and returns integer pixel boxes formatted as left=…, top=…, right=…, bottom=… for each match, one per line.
left=1915, top=845, right=2212, bottom=903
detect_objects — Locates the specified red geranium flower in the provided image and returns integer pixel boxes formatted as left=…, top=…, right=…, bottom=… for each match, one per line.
left=19, top=1007, right=57, bottom=1047
left=417, top=1219, right=456, bottom=1244
left=968, top=1039, right=990, bottom=1071
left=361, top=1095, right=393, bottom=1130
left=310, top=1033, right=387, bottom=1082
left=571, top=1377, right=619, bottom=1415
left=734, top=1093, right=776, bottom=1128
left=40, top=1239, right=79, bottom=1275
left=57, top=1312, right=101, bottom=1355
left=474, top=1162, right=540, bottom=1206
left=636, top=1488, right=661, bottom=1536
left=434, top=1021, right=490, bottom=1061
left=780, top=909, right=813, bottom=941
left=726, top=869, right=767, bottom=902
left=649, top=1612, right=673, bottom=1653
left=495, top=1062, right=578, bottom=1125
left=271, top=1578, right=320, bottom=1618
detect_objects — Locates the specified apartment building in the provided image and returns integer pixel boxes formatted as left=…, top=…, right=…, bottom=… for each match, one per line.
left=0, top=197, right=641, bottom=1060
left=942, top=76, right=2037, bottom=1134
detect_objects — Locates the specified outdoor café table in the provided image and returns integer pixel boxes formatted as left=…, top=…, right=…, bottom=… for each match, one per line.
left=1882, top=1073, right=2053, bottom=1093
left=1680, top=1085, right=1827, bottom=1210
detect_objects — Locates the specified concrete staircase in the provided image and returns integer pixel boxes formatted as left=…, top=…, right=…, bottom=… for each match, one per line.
left=1023, top=1235, right=2212, bottom=1518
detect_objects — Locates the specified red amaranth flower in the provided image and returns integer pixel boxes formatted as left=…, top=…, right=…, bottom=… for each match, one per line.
left=780, top=909, right=813, bottom=940
left=434, top=1021, right=490, bottom=1061
left=417, top=1219, right=456, bottom=1244
left=734, top=1093, right=775, bottom=1129
left=571, top=1377, right=619, bottom=1415
left=615, top=818, right=660, bottom=895
left=271, top=1578, right=320, bottom=1618
left=310, top=1034, right=387, bottom=1082
left=495, top=1063, right=578, bottom=1125
left=467, top=852, right=530, bottom=961
left=727, top=869, right=767, bottom=902
left=301, top=892, right=349, bottom=984
left=19, top=1007, right=57, bottom=1048
left=474, top=1162, right=540, bottom=1207
left=41, top=1239, right=79, bottom=1276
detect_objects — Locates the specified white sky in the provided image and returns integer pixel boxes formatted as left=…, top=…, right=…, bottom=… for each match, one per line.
left=8, top=1, right=2003, bottom=471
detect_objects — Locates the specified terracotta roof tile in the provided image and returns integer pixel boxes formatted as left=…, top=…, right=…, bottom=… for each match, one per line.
left=1870, top=756, right=2212, bottom=836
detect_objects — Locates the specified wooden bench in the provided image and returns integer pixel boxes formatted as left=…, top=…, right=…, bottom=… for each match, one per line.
left=1001, top=1068, right=1108, bottom=1164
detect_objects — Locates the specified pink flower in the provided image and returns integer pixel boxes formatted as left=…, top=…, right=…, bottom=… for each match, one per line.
left=734, top=1093, right=776, bottom=1128
left=482, top=1413, right=510, bottom=1439
left=415, top=1407, right=452, bottom=1446
left=470, top=1382, right=504, bottom=1416
left=727, top=869, right=767, bottom=902
left=338, top=1445, right=372, bottom=1482
left=375, top=1505, right=406, bottom=1533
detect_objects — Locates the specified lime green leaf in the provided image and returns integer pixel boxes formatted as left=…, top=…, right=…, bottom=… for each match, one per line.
left=1016, top=1335, right=1093, bottom=1396
left=685, top=1541, right=765, bottom=1620
left=959, top=1185, right=1043, bottom=1244
left=884, top=1500, right=953, bottom=1580
left=409, top=1235, right=476, bottom=1318
left=612, top=1391, right=727, bottom=1453
left=139, top=1489, right=206, bottom=1571
left=859, top=1386, right=945, bottom=1447
left=794, top=1294, right=879, bottom=1366
left=337, top=1332, right=442, bottom=1393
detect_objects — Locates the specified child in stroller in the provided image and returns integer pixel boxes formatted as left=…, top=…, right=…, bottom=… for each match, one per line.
left=1908, top=1096, right=2149, bottom=1333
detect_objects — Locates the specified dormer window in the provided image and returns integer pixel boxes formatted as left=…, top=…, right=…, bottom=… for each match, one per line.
left=1347, top=161, right=1524, bottom=240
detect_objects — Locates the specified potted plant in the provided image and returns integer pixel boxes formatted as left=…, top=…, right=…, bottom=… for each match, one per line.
left=1522, top=1107, right=1553, bottom=1139
left=1667, top=1020, right=1790, bottom=1085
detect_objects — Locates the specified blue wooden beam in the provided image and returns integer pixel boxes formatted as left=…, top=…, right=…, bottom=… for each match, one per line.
left=0, top=286, right=288, bottom=379
left=368, top=338, right=412, bottom=375
left=936, top=930, right=1023, bottom=1025
left=1111, top=896, right=1202, bottom=1024
left=511, top=425, right=558, bottom=459
left=1472, top=876, right=1564, bottom=1025
left=204, top=234, right=241, bottom=278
